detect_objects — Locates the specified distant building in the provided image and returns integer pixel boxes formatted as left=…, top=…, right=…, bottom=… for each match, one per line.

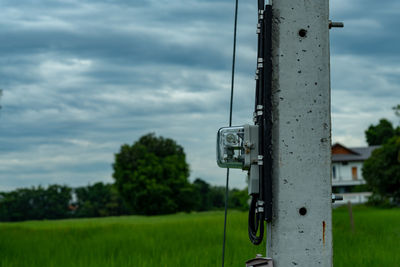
left=331, top=143, right=380, bottom=204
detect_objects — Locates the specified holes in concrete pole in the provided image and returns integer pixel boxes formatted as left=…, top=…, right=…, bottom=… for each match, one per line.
left=298, top=29, right=307, bottom=37
left=299, top=207, right=307, bottom=216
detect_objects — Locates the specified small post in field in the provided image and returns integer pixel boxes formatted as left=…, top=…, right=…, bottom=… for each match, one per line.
left=347, top=201, right=355, bottom=233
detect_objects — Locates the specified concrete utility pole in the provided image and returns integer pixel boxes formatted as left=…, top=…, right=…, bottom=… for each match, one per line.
left=269, top=0, right=332, bottom=266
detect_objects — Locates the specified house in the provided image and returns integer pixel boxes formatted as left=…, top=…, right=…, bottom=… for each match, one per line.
left=331, top=143, right=380, bottom=204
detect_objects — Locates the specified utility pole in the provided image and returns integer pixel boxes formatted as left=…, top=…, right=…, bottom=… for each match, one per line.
left=269, top=0, right=333, bottom=266
left=217, top=1, right=342, bottom=266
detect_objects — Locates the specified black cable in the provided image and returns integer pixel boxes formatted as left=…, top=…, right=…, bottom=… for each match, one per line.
left=222, top=0, right=239, bottom=266
left=262, top=4, right=273, bottom=222
left=248, top=1, right=266, bottom=246
left=222, top=169, right=230, bottom=267
left=248, top=195, right=264, bottom=245
left=229, top=0, right=239, bottom=128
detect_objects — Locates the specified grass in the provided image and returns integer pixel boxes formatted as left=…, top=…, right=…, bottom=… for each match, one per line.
left=0, top=206, right=399, bottom=266
left=332, top=205, right=400, bottom=267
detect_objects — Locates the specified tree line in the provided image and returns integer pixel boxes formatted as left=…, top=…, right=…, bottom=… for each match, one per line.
left=1, top=133, right=248, bottom=222
left=362, top=104, right=400, bottom=206
left=2, top=102, right=399, bottom=222
left=0, top=179, right=248, bottom=222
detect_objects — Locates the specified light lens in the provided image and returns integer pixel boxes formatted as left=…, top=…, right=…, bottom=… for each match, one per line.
left=217, top=126, right=245, bottom=168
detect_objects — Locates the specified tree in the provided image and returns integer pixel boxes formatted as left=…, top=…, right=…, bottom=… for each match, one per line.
left=209, top=186, right=225, bottom=209
left=191, top=178, right=249, bottom=211
left=365, top=119, right=395, bottom=146
left=0, top=185, right=72, bottom=222
left=112, top=133, right=191, bottom=215
left=74, top=182, right=127, bottom=218
left=362, top=136, right=400, bottom=205
left=192, top=178, right=212, bottom=211
left=229, top=188, right=249, bottom=211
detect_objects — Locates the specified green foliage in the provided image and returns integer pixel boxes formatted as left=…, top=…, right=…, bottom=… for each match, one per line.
left=0, top=185, right=72, bottom=221
left=396, top=126, right=400, bottom=136
left=228, top=188, right=249, bottom=211
left=192, top=178, right=212, bottom=211
left=1, top=133, right=248, bottom=220
left=191, top=178, right=249, bottom=211
left=0, top=183, right=131, bottom=222
left=209, top=185, right=225, bottom=209
left=0, top=178, right=248, bottom=221
left=365, top=194, right=394, bottom=208
left=112, top=133, right=192, bottom=215
left=365, top=119, right=396, bottom=146
left=74, top=182, right=128, bottom=218
left=1, top=206, right=400, bottom=267
left=362, top=136, right=400, bottom=204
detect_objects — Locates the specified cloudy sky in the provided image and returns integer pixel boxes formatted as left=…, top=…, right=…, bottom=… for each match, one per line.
left=0, top=0, right=399, bottom=191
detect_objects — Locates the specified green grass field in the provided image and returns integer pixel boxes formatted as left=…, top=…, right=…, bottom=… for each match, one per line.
left=0, top=205, right=399, bottom=267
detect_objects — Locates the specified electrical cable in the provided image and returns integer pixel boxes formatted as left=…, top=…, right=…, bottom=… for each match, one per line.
left=248, top=196, right=264, bottom=245
left=262, top=3, right=273, bottom=257
left=247, top=0, right=266, bottom=246
left=221, top=0, right=239, bottom=266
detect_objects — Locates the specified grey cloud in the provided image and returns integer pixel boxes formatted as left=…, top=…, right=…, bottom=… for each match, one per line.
left=0, top=0, right=399, bottom=191
left=330, top=0, right=400, bottom=58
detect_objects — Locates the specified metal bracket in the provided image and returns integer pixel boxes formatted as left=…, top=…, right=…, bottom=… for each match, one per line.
left=255, top=105, right=263, bottom=116
left=329, top=20, right=344, bottom=29
left=256, top=23, right=261, bottom=34
left=332, top=194, right=343, bottom=203
left=256, top=200, right=265, bottom=213
left=257, top=155, right=264, bottom=165
left=257, top=58, right=264, bottom=68
left=243, top=124, right=259, bottom=169
left=258, top=10, right=264, bottom=20
left=246, top=255, right=273, bottom=267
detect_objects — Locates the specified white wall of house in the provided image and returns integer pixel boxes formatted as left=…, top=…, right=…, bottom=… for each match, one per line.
left=332, top=161, right=365, bottom=186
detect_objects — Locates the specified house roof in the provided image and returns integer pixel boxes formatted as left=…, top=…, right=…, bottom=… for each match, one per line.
left=332, top=143, right=380, bottom=162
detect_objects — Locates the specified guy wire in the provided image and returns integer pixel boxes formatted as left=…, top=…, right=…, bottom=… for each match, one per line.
left=221, top=0, right=239, bottom=266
